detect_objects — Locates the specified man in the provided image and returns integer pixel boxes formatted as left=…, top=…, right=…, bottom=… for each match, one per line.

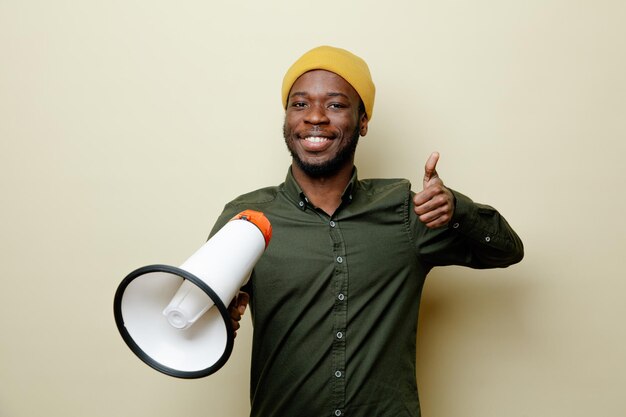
left=211, top=46, right=523, bottom=417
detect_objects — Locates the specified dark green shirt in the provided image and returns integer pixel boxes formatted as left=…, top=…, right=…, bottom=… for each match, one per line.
left=210, top=168, right=523, bottom=417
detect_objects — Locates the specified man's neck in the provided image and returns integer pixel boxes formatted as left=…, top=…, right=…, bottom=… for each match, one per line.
left=291, top=162, right=354, bottom=216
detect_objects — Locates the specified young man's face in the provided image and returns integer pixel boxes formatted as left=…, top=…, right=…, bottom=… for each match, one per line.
left=283, top=70, right=368, bottom=178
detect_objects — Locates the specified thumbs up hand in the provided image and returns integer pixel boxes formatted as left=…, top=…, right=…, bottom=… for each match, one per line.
left=413, top=152, right=455, bottom=228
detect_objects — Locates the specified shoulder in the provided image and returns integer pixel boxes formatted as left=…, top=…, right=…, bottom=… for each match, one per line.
left=356, top=178, right=412, bottom=196
left=224, top=185, right=282, bottom=209
left=209, top=184, right=283, bottom=238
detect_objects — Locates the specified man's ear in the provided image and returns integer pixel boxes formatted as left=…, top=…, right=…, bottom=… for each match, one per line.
left=359, top=114, right=369, bottom=137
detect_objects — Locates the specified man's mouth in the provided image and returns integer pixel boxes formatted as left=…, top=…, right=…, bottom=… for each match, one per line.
left=304, top=136, right=330, bottom=143
left=297, top=135, right=334, bottom=152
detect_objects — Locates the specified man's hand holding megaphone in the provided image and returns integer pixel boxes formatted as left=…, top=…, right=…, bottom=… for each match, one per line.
left=229, top=291, right=250, bottom=338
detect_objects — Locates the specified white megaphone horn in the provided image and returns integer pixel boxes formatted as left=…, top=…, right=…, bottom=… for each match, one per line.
left=113, top=210, right=271, bottom=379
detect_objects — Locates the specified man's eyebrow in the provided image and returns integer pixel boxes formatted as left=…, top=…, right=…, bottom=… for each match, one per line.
left=289, top=91, right=350, bottom=99
left=326, top=92, right=349, bottom=99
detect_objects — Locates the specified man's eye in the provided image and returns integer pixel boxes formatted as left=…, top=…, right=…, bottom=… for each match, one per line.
left=292, top=102, right=307, bottom=108
left=328, top=103, right=346, bottom=109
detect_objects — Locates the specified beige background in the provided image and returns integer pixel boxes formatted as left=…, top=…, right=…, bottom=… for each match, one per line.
left=1, top=1, right=625, bottom=416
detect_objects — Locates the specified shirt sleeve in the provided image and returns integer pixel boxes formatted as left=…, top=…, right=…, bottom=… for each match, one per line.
left=410, top=188, right=524, bottom=269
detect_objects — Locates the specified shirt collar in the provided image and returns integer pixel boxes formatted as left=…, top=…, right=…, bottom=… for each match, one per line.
left=283, top=167, right=358, bottom=211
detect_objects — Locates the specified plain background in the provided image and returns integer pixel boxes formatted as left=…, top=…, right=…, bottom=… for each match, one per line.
left=1, top=1, right=625, bottom=416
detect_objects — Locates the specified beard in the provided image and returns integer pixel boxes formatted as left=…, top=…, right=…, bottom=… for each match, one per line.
left=283, top=124, right=360, bottom=178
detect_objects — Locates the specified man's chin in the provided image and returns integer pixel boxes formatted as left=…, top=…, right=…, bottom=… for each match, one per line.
left=293, top=157, right=345, bottom=178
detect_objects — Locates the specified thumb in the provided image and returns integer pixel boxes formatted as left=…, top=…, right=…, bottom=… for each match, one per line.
left=423, top=152, right=440, bottom=189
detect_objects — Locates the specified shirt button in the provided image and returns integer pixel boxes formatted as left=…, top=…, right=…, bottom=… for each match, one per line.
left=337, top=293, right=345, bottom=301
left=336, top=256, right=343, bottom=263
left=452, top=222, right=460, bottom=229
left=298, top=201, right=304, bottom=207
left=335, top=370, right=342, bottom=378
left=336, top=331, right=343, bottom=339
left=334, top=410, right=342, bottom=416
left=330, top=220, right=336, bottom=227
left=485, top=236, right=491, bottom=242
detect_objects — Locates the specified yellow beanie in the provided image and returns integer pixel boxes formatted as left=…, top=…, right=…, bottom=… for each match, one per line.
left=281, top=45, right=376, bottom=120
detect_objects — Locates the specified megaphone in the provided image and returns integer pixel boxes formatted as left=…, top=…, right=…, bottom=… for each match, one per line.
left=113, top=210, right=271, bottom=379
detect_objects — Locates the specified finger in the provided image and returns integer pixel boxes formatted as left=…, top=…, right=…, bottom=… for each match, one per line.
left=230, top=307, right=242, bottom=321
left=413, top=178, right=444, bottom=208
left=425, top=217, right=448, bottom=229
left=423, top=152, right=440, bottom=188
left=417, top=205, right=452, bottom=227
left=232, top=319, right=241, bottom=338
left=414, top=194, right=449, bottom=218
left=236, top=291, right=250, bottom=315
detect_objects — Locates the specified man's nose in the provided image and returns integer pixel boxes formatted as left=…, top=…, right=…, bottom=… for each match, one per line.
left=304, top=104, right=330, bottom=125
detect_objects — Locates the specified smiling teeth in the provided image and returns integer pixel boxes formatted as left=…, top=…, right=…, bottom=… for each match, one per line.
left=304, top=137, right=328, bottom=143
